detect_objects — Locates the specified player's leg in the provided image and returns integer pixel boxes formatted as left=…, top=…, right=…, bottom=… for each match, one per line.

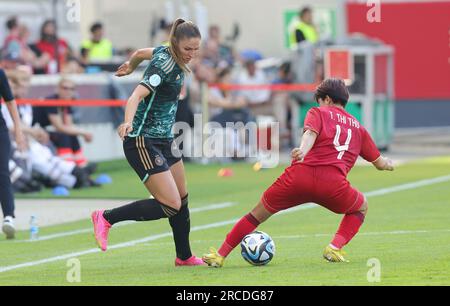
left=324, top=189, right=368, bottom=262
left=168, top=159, right=204, bottom=265
left=309, top=166, right=368, bottom=262
left=50, top=132, right=75, bottom=163
left=70, top=135, right=88, bottom=167
left=92, top=171, right=181, bottom=251
left=203, top=164, right=313, bottom=267
left=0, top=130, right=15, bottom=239
left=202, top=200, right=272, bottom=268
left=92, top=136, right=181, bottom=251
left=329, top=195, right=368, bottom=249
left=103, top=171, right=181, bottom=224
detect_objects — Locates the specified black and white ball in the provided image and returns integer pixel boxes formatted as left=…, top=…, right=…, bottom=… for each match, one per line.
left=240, top=231, right=275, bottom=266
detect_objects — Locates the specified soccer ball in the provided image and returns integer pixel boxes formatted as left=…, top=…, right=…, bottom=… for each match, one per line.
left=240, top=231, right=275, bottom=266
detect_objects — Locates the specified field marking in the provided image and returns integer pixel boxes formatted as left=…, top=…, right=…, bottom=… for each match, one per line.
left=0, top=219, right=240, bottom=274
left=1, top=174, right=450, bottom=274
left=364, top=174, right=450, bottom=197
left=136, top=229, right=450, bottom=247
left=274, top=229, right=450, bottom=240
left=13, top=174, right=450, bottom=243
left=12, top=202, right=236, bottom=243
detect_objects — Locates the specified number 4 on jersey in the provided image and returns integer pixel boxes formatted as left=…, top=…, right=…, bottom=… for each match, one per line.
left=334, top=125, right=352, bottom=160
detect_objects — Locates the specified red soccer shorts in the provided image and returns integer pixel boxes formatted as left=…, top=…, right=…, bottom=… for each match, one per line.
left=261, top=164, right=365, bottom=215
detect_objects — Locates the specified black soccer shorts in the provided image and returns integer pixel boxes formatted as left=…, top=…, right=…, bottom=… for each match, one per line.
left=123, top=136, right=182, bottom=183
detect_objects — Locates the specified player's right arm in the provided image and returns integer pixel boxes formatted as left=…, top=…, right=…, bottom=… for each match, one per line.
left=291, top=129, right=318, bottom=162
left=115, top=48, right=154, bottom=77
left=292, top=107, right=321, bottom=162
left=117, top=84, right=151, bottom=140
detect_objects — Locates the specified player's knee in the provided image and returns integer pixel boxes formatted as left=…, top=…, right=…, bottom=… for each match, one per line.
left=359, top=198, right=369, bottom=215
left=251, top=201, right=273, bottom=223
left=161, top=197, right=182, bottom=213
left=181, top=194, right=188, bottom=207
left=169, top=198, right=182, bottom=211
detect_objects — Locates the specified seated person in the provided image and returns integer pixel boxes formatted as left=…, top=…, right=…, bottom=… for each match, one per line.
left=32, top=77, right=94, bottom=169
left=3, top=67, right=95, bottom=190
left=236, top=59, right=271, bottom=117
left=209, top=67, right=252, bottom=159
left=270, top=62, right=296, bottom=144
left=209, top=67, right=251, bottom=125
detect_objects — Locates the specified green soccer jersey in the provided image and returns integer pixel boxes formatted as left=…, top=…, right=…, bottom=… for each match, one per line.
left=129, top=46, right=185, bottom=139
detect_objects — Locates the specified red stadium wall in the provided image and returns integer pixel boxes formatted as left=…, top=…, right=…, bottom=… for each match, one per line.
left=347, top=1, right=450, bottom=99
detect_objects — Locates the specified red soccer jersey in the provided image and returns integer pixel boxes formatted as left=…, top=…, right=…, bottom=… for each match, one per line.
left=36, top=39, right=69, bottom=73
left=302, top=106, right=380, bottom=176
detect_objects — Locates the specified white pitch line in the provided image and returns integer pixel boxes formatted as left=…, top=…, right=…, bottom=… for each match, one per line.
left=13, top=202, right=236, bottom=243
left=364, top=174, right=450, bottom=197
left=274, top=229, right=450, bottom=240
left=135, top=229, right=450, bottom=247
left=0, top=219, right=239, bottom=274
left=1, top=174, right=450, bottom=273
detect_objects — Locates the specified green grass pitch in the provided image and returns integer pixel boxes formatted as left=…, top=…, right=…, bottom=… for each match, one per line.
left=1, top=156, right=450, bottom=285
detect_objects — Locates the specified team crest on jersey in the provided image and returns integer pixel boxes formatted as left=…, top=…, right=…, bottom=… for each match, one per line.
left=149, top=74, right=162, bottom=87
left=154, top=155, right=164, bottom=166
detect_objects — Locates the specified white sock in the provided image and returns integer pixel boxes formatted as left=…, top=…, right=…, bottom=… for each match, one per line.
left=329, top=244, right=340, bottom=250
left=4, top=216, right=14, bottom=223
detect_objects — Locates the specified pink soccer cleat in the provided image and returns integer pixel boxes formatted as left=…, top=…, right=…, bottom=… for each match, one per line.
left=91, top=210, right=111, bottom=252
left=175, top=255, right=206, bottom=267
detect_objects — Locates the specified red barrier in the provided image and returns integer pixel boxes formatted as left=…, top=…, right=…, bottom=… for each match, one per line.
left=209, top=83, right=317, bottom=91
left=10, top=83, right=316, bottom=106
left=16, top=99, right=126, bottom=107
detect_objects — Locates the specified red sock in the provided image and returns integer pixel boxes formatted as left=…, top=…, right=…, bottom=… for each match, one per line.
left=73, top=149, right=88, bottom=167
left=331, top=212, right=365, bottom=249
left=218, top=213, right=260, bottom=257
left=57, top=148, right=75, bottom=162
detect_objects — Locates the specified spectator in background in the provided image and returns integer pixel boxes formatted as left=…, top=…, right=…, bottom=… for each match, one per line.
left=236, top=59, right=271, bottom=117
left=2, top=18, right=51, bottom=73
left=289, top=7, right=318, bottom=49
left=3, top=66, right=49, bottom=146
left=32, top=78, right=94, bottom=169
left=61, top=48, right=85, bottom=74
left=209, top=67, right=249, bottom=121
left=0, top=51, right=21, bottom=71
left=209, top=67, right=252, bottom=159
left=3, top=67, right=94, bottom=191
left=2, top=16, right=20, bottom=61
left=81, top=22, right=113, bottom=62
left=271, top=62, right=296, bottom=145
left=35, top=20, right=70, bottom=74
left=202, top=39, right=221, bottom=68
left=208, top=25, right=234, bottom=66
left=160, top=22, right=173, bottom=46
left=17, top=25, right=51, bottom=72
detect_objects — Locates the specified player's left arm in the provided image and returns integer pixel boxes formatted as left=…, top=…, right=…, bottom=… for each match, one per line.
left=116, top=48, right=154, bottom=77
left=291, top=129, right=318, bottom=162
left=360, top=127, right=394, bottom=171
left=372, top=156, right=394, bottom=171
